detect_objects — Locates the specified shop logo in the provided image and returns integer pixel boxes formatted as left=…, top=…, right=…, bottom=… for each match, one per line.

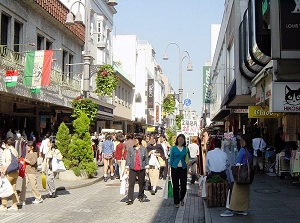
left=292, top=0, right=300, bottom=13
left=285, top=85, right=300, bottom=105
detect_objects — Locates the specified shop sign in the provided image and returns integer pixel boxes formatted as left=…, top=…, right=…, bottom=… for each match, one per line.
left=248, top=106, right=283, bottom=118
left=232, top=109, right=248, bottom=113
left=181, top=119, right=200, bottom=135
left=147, top=78, right=154, bottom=109
left=155, top=105, right=159, bottom=122
left=202, top=66, right=211, bottom=104
left=271, top=82, right=300, bottom=112
left=146, top=127, right=155, bottom=132
left=214, top=121, right=224, bottom=126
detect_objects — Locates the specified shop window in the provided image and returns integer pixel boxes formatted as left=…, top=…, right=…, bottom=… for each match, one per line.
left=37, top=35, right=44, bottom=50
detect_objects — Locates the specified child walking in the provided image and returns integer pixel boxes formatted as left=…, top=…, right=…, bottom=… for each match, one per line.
left=20, top=141, right=43, bottom=205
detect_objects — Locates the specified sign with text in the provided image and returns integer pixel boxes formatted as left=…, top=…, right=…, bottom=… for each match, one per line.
left=232, top=109, right=248, bottom=113
left=147, top=78, right=154, bottom=109
left=181, top=119, right=200, bottom=135
left=248, top=106, right=283, bottom=118
left=271, top=82, right=300, bottom=112
left=280, top=0, right=300, bottom=50
left=202, top=66, right=211, bottom=104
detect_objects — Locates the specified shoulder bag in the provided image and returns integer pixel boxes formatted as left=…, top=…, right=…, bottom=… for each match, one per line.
left=6, top=150, right=19, bottom=174
left=231, top=148, right=255, bottom=184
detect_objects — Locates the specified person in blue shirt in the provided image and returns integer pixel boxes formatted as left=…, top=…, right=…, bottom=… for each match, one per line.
left=221, top=133, right=253, bottom=217
left=168, top=134, right=190, bottom=208
left=102, top=134, right=115, bottom=182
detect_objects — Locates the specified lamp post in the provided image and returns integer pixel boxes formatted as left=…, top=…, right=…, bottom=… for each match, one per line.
left=163, top=42, right=193, bottom=115
left=65, top=0, right=91, bottom=98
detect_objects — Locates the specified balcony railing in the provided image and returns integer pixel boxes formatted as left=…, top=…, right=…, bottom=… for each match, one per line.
left=0, top=46, right=81, bottom=92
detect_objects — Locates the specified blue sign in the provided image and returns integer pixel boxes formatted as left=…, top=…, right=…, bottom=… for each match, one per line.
left=184, top=98, right=191, bottom=106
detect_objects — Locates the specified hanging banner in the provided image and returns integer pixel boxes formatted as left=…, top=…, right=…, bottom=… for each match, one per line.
left=271, top=82, right=300, bottom=112
left=248, top=106, right=283, bottom=118
left=147, top=78, right=154, bottom=109
left=181, top=119, right=200, bottom=136
left=203, top=66, right=211, bottom=104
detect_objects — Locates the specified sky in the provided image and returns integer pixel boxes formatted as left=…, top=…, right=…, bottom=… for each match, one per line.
left=113, top=0, right=225, bottom=115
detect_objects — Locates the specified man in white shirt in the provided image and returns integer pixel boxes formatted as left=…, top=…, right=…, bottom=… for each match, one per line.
left=40, top=133, right=50, bottom=159
left=188, top=136, right=200, bottom=184
left=206, top=138, right=229, bottom=179
left=252, top=132, right=266, bottom=173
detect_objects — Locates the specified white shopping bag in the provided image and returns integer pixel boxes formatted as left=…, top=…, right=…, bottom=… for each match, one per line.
left=52, top=157, right=66, bottom=172
left=120, top=174, right=128, bottom=195
left=163, top=176, right=170, bottom=199
left=198, top=175, right=207, bottom=198
left=0, top=176, right=14, bottom=198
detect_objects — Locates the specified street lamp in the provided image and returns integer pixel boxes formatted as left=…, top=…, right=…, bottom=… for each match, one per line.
left=65, top=0, right=91, bottom=98
left=163, top=42, right=193, bottom=115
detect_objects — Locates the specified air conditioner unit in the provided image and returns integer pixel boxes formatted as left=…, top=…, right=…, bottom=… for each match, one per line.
left=97, top=41, right=106, bottom=50
left=107, top=0, right=118, bottom=6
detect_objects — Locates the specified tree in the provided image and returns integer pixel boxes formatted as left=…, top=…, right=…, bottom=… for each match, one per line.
left=68, top=112, right=97, bottom=177
left=176, top=114, right=183, bottom=130
left=55, top=122, right=71, bottom=160
left=162, top=94, right=176, bottom=114
left=71, top=98, right=98, bottom=124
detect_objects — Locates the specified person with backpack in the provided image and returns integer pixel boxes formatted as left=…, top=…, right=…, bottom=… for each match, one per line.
left=252, top=132, right=266, bottom=173
left=0, top=137, right=20, bottom=211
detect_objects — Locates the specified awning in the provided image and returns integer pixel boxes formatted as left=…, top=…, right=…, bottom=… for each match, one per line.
left=221, top=80, right=236, bottom=107
left=211, top=109, right=231, bottom=121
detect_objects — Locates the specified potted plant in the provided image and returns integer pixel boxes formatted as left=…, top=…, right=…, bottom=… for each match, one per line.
left=95, top=64, right=119, bottom=97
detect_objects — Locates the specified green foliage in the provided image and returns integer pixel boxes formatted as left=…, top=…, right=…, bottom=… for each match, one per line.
left=162, top=94, right=176, bottom=114
left=166, top=126, right=176, bottom=146
left=63, top=158, right=71, bottom=170
left=95, top=64, right=119, bottom=97
left=68, top=112, right=95, bottom=177
left=206, top=175, right=227, bottom=183
left=71, top=166, right=81, bottom=177
left=79, top=161, right=97, bottom=177
left=175, top=114, right=183, bottom=130
left=71, top=98, right=98, bottom=124
left=56, top=122, right=71, bottom=160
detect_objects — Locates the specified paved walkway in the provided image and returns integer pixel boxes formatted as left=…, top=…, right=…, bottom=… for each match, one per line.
left=204, top=173, right=300, bottom=223
left=14, top=166, right=300, bottom=223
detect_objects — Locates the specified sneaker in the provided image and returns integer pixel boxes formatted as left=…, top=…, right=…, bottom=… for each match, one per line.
left=220, top=209, right=234, bottom=217
left=180, top=200, right=185, bottom=206
left=104, top=177, right=108, bottom=182
left=32, top=198, right=43, bottom=204
left=0, top=206, right=7, bottom=211
left=150, top=190, right=155, bottom=195
left=174, top=204, right=180, bottom=208
left=8, top=206, right=18, bottom=211
left=126, top=200, right=133, bottom=205
left=110, top=175, right=115, bottom=180
left=236, top=211, right=248, bottom=216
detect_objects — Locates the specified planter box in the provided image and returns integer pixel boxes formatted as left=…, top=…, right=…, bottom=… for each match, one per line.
left=206, top=182, right=229, bottom=207
left=58, top=170, right=88, bottom=181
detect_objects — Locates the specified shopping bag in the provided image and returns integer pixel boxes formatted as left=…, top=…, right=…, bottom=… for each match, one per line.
left=0, top=176, right=14, bottom=198
left=167, top=178, right=173, bottom=198
left=157, top=156, right=166, bottom=167
left=7, top=150, right=19, bottom=173
left=163, top=176, right=169, bottom=199
left=198, top=175, right=207, bottom=198
left=41, top=173, right=46, bottom=189
left=52, top=157, right=66, bottom=172
left=120, top=174, right=128, bottom=195
left=18, top=157, right=26, bottom=178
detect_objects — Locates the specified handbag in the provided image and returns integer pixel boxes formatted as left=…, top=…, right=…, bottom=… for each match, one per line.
left=51, top=157, right=66, bottom=172
left=7, top=150, right=19, bottom=174
left=163, top=176, right=172, bottom=199
left=18, top=157, right=26, bottom=178
left=231, top=148, right=255, bottom=184
left=143, top=173, right=151, bottom=191
left=0, top=176, right=14, bottom=198
left=41, top=172, right=46, bottom=189
left=185, top=147, right=190, bottom=163
left=157, top=156, right=166, bottom=167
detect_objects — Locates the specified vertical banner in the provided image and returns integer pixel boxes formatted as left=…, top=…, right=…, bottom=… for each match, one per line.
left=147, top=78, right=154, bottom=109
left=156, top=105, right=159, bottom=122
left=202, top=66, right=211, bottom=104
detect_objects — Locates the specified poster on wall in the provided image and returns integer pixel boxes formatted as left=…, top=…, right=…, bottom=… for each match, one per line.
left=271, top=82, right=300, bottom=112
left=147, top=79, right=154, bottom=109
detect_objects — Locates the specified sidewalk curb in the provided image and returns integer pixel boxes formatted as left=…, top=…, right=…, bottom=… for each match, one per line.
left=57, top=176, right=104, bottom=191
left=203, top=199, right=212, bottom=223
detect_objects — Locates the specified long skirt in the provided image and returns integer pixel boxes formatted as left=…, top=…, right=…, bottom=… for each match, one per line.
left=229, top=182, right=250, bottom=211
